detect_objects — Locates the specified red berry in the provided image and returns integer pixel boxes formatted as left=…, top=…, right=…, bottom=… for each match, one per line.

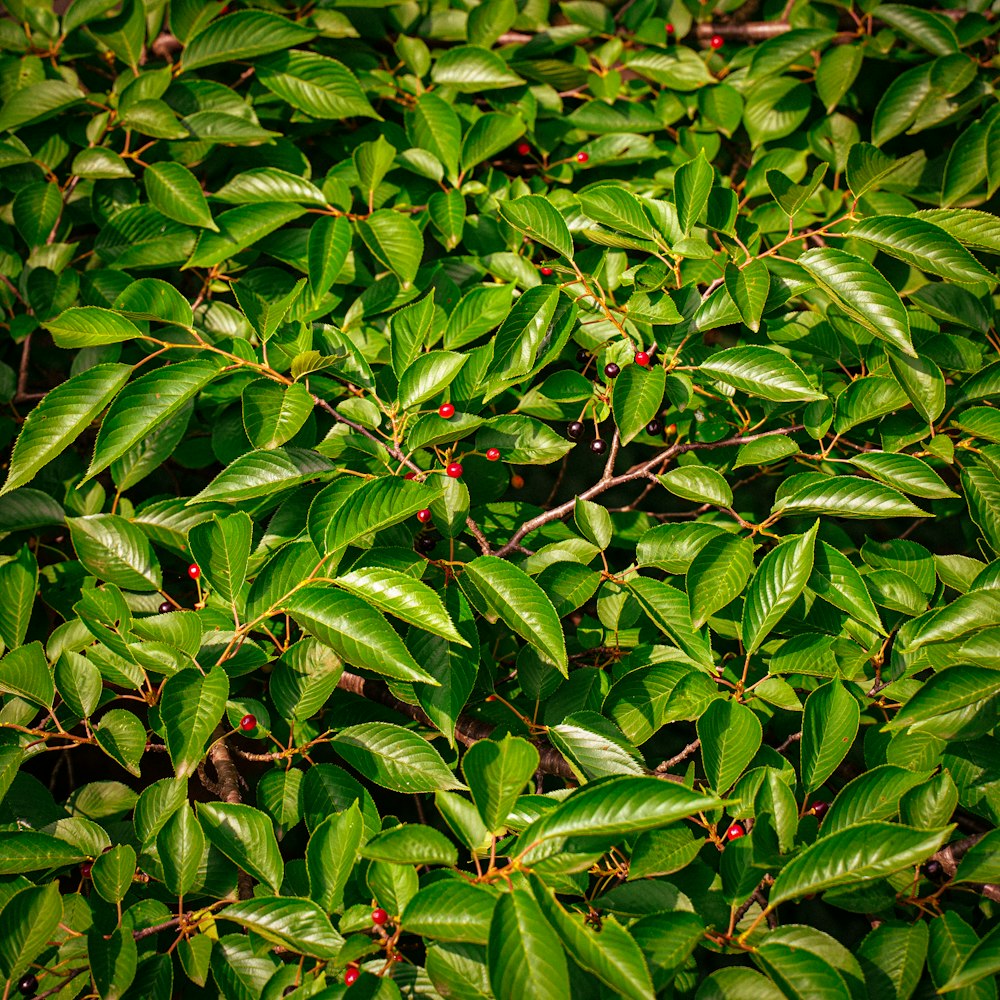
left=710, top=34, right=724, bottom=49
left=510, top=473, right=525, bottom=489
left=486, top=448, right=501, bottom=462
left=438, top=402, right=455, bottom=419
left=635, top=351, right=650, bottom=367
left=80, top=862, right=93, bottom=878
left=446, top=462, right=463, bottom=479
left=372, top=907, right=388, bottom=926
left=725, top=822, right=745, bottom=841
left=516, top=142, right=531, bottom=155
left=404, top=471, right=416, bottom=480
left=666, top=22, right=675, bottom=34
left=344, top=966, right=359, bottom=986
left=576, top=151, right=589, bottom=163
left=813, top=800, right=830, bottom=820
left=540, top=266, right=554, bottom=276
left=416, top=509, right=432, bottom=524
left=187, top=563, right=200, bottom=580
left=239, top=713, right=256, bottom=732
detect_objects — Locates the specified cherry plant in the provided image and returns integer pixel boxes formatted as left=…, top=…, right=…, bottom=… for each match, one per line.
left=1, top=0, right=1000, bottom=998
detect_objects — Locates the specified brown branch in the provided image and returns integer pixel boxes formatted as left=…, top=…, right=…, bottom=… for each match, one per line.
left=466, top=516, right=492, bottom=555
left=494, top=425, right=802, bottom=559
left=655, top=740, right=701, bottom=774
left=776, top=731, right=802, bottom=754
left=206, top=730, right=254, bottom=899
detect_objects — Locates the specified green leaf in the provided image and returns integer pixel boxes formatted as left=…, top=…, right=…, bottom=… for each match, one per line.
left=92, top=843, right=137, bottom=905
left=362, top=823, right=458, bottom=866
left=0, top=831, right=86, bottom=874
left=307, top=802, right=363, bottom=913
left=724, top=261, right=770, bottom=332
left=476, top=415, right=574, bottom=466
left=408, top=93, right=461, bottom=182
left=808, top=542, right=884, bottom=633
left=241, top=380, right=313, bottom=450
left=460, top=556, right=568, bottom=676
left=798, top=247, right=915, bottom=357
left=697, top=698, right=763, bottom=794
left=0, top=642, right=52, bottom=707
left=847, top=452, right=957, bottom=500
left=198, top=801, right=284, bottom=890
left=332, top=722, right=465, bottom=794
left=88, top=359, right=221, bottom=480
left=742, top=521, right=818, bottom=653
left=257, top=50, right=379, bottom=120
left=335, top=567, right=465, bottom=645
left=462, top=113, right=525, bottom=171
left=875, top=4, right=959, bottom=55
left=2, top=363, right=130, bottom=495
left=674, top=151, right=713, bottom=235
left=498, top=196, right=574, bottom=261
left=160, top=667, right=229, bottom=779
left=0, top=883, right=62, bottom=983
left=0, top=545, right=37, bottom=650
left=688, top=533, right=755, bottom=628
left=887, top=351, right=946, bottom=425
left=577, top=186, right=655, bottom=240
left=823, top=765, right=932, bottom=835
left=218, top=898, right=343, bottom=959
left=398, top=351, right=467, bottom=410
left=848, top=215, right=993, bottom=284
left=775, top=476, right=929, bottom=519
left=612, top=364, right=665, bottom=445
left=886, top=665, right=1000, bottom=730
left=0, top=79, right=83, bottom=132
left=402, top=879, right=498, bottom=943
left=325, top=477, right=443, bottom=552
left=283, top=586, right=437, bottom=684
left=357, top=210, right=424, bottom=289
left=532, top=883, right=655, bottom=1000
left=700, top=346, right=824, bottom=403
left=157, top=802, right=204, bottom=897
left=629, top=577, right=714, bottom=667
left=488, top=889, right=570, bottom=1000
left=67, top=514, right=162, bottom=591
left=800, top=681, right=860, bottom=793
left=188, top=513, right=252, bottom=607
left=89, top=926, right=137, bottom=1000
left=181, top=11, right=316, bottom=71
left=144, top=162, right=217, bottom=230
left=307, top=215, right=352, bottom=296
left=190, top=448, right=335, bottom=504
left=463, top=735, right=540, bottom=834
left=94, top=709, right=146, bottom=777
left=186, top=204, right=305, bottom=269
left=574, top=497, right=612, bottom=550
left=658, top=466, right=733, bottom=507
left=769, top=822, right=951, bottom=905
left=857, top=922, right=928, bottom=1000
left=431, top=45, right=525, bottom=92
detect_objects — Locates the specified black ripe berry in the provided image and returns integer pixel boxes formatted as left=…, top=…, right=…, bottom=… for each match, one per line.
left=416, top=534, right=437, bottom=554
left=567, top=421, right=585, bottom=440
left=646, top=419, right=662, bottom=436
left=924, top=859, right=944, bottom=880
left=18, top=975, right=38, bottom=997
left=158, top=601, right=172, bottom=614
left=604, top=363, right=620, bottom=379
left=590, top=438, right=607, bottom=455
left=576, top=348, right=591, bottom=365
left=812, top=800, right=830, bottom=820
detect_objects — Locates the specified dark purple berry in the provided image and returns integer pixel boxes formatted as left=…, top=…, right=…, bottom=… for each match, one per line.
left=576, top=348, right=591, bottom=364
left=567, top=421, right=585, bottom=440
left=645, top=419, right=662, bottom=436
left=590, top=438, right=607, bottom=454
left=604, top=363, right=620, bottom=379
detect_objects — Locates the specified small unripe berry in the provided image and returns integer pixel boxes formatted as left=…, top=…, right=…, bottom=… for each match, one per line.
left=710, top=34, right=724, bottom=49
left=239, top=714, right=257, bottom=732
left=416, top=508, right=432, bottom=524
left=635, top=351, right=650, bottom=366
left=812, top=800, right=830, bottom=820
left=158, top=601, right=172, bottom=614
left=372, top=908, right=388, bottom=926
left=666, top=423, right=677, bottom=435
left=540, top=266, right=554, bottom=276
left=187, top=563, right=200, bottom=580
left=344, top=966, right=360, bottom=986
left=646, top=419, right=663, bottom=436
left=590, top=438, right=607, bottom=455
left=604, top=363, right=620, bottom=379
left=567, top=421, right=585, bottom=440
left=725, top=822, right=745, bottom=840
left=516, top=142, right=531, bottom=155
left=510, top=473, right=525, bottom=488
left=18, top=974, right=38, bottom=997
left=486, top=448, right=501, bottom=462
left=438, top=403, right=455, bottom=419
left=446, top=462, right=463, bottom=478
left=576, top=151, right=589, bottom=163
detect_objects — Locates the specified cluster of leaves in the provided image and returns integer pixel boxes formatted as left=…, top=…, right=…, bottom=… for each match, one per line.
left=3, top=0, right=1000, bottom=997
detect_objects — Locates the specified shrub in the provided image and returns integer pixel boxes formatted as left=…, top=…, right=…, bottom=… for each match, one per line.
left=1, top=1, right=999, bottom=997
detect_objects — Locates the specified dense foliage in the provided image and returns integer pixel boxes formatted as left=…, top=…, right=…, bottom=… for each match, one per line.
left=2, top=0, right=1000, bottom=996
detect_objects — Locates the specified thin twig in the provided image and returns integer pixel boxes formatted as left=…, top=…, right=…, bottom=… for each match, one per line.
left=655, top=740, right=701, bottom=773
